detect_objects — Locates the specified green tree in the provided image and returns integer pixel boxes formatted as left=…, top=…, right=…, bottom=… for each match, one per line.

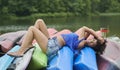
left=106, top=0, right=120, bottom=12
left=0, top=0, right=9, bottom=15
left=91, top=0, right=100, bottom=13
left=98, top=0, right=112, bottom=12
left=0, top=0, right=120, bottom=16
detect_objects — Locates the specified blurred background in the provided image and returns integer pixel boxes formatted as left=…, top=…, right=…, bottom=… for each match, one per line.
left=0, top=0, right=120, bottom=37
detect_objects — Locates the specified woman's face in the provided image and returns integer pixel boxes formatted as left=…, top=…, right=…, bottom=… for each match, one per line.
left=86, top=39, right=97, bottom=47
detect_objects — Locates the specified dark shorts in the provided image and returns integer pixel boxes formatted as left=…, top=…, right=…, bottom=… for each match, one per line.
left=46, top=37, right=61, bottom=61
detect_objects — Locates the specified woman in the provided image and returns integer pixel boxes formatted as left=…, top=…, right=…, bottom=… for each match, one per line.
left=7, top=19, right=106, bottom=61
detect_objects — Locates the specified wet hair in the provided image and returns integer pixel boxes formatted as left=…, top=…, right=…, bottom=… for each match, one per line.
left=91, top=39, right=107, bottom=54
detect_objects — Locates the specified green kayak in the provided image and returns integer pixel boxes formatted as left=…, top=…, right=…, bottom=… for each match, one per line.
left=27, top=43, right=47, bottom=70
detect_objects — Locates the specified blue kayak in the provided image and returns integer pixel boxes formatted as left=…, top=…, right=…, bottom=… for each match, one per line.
left=47, top=46, right=73, bottom=70
left=0, top=45, right=20, bottom=70
left=74, top=46, right=98, bottom=70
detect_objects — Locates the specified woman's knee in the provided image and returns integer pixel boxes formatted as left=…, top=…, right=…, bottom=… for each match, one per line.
left=35, top=19, right=45, bottom=25
left=36, top=19, right=44, bottom=22
left=28, top=26, right=36, bottom=31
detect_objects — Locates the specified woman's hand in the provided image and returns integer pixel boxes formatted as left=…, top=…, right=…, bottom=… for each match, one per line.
left=97, top=37, right=105, bottom=44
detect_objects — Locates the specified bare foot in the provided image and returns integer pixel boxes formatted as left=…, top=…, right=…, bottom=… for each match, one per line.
left=7, top=51, right=24, bottom=57
left=7, top=46, right=34, bottom=57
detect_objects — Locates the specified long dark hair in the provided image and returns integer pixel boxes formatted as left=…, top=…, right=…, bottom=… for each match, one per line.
left=91, top=39, right=107, bottom=54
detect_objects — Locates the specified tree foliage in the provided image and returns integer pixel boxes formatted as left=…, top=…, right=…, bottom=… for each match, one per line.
left=0, top=0, right=120, bottom=16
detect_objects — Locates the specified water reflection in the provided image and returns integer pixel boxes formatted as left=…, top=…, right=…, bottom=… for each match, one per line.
left=0, top=16, right=120, bottom=37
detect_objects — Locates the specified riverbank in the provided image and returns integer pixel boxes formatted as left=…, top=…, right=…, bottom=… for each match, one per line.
left=1, top=13, right=120, bottom=20
left=0, top=12, right=75, bottom=20
left=99, top=13, right=120, bottom=16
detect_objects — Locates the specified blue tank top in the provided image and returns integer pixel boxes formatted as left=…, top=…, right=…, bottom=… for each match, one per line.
left=61, top=33, right=84, bottom=52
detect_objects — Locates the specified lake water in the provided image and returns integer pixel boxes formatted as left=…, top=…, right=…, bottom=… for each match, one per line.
left=0, top=15, right=120, bottom=37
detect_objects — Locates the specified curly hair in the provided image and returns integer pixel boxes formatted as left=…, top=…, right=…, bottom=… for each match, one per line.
left=91, top=39, right=107, bottom=54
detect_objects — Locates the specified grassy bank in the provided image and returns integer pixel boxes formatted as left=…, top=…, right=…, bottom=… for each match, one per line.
left=1, top=13, right=120, bottom=20
left=1, top=12, right=76, bottom=20
left=99, top=13, right=120, bottom=16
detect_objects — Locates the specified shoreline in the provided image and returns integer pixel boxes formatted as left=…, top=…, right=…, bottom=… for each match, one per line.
left=1, top=13, right=120, bottom=20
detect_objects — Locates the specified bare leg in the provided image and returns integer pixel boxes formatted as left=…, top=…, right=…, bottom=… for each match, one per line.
left=7, top=19, right=49, bottom=56
left=29, top=26, right=48, bottom=53
left=7, top=26, right=48, bottom=56
left=34, top=19, right=50, bottom=39
left=19, top=26, right=48, bottom=53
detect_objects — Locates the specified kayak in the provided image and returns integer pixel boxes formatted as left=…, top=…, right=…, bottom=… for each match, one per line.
left=97, top=39, right=120, bottom=70
left=0, top=45, right=20, bottom=70
left=0, top=29, right=120, bottom=70
left=47, top=46, right=74, bottom=70
left=74, top=46, right=98, bottom=70
left=97, top=54, right=120, bottom=70
left=7, top=48, right=34, bottom=70
left=27, top=43, right=47, bottom=70
left=29, top=31, right=120, bottom=70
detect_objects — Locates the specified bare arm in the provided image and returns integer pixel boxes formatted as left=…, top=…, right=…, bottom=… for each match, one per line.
left=82, top=26, right=99, bottom=39
left=82, top=26, right=104, bottom=43
left=77, top=26, right=104, bottom=49
left=75, top=27, right=89, bottom=39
